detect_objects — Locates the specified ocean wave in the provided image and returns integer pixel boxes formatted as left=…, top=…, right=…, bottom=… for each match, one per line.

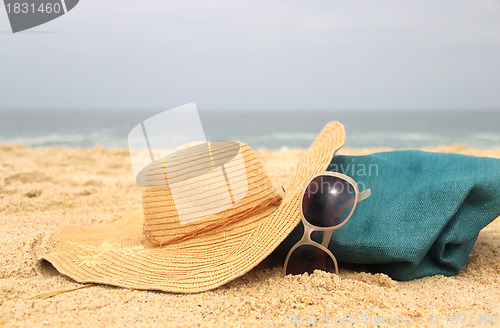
left=469, top=133, right=500, bottom=141
left=246, top=132, right=318, bottom=142
left=0, top=133, right=127, bottom=148
left=2, top=131, right=499, bottom=149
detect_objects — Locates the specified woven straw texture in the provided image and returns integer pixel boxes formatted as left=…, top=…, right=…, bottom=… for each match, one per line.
left=142, top=142, right=278, bottom=244
left=42, top=121, right=345, bottom=293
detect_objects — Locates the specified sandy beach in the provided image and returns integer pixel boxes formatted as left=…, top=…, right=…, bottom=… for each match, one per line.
left=1, top=142, right=499, bottom=327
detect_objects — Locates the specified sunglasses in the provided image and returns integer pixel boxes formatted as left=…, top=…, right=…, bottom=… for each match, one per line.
left=283, top=172, right=371, bottom=276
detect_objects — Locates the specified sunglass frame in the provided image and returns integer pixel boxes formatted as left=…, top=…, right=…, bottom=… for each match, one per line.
left=282, top=171, right=364, bottom=276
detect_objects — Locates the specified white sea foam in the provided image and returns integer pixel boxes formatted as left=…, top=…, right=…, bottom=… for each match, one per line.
left=246, top=132, right=317, bottom=142
left=2, top=133, right=126, bottom=148
left=1, top=109, right=499, bottom=149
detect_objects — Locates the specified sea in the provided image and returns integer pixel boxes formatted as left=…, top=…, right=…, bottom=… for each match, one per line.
left=0, top=109, right=499, bottom=150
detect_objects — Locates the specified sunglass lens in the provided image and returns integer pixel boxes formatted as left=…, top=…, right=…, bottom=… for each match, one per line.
left=285, top=244, right=336, bottom=275
left=302, top=176, right=356, bottom=227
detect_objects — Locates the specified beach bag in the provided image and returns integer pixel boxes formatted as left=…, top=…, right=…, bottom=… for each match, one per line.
left=275, top=150, right=500, bottom=280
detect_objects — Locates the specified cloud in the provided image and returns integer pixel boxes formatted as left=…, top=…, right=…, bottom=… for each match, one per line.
left=1, top=0, right=500, bottom=110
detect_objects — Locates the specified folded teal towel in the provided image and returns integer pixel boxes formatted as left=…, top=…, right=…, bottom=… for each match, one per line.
left=274, top=150, right=500, bottom=280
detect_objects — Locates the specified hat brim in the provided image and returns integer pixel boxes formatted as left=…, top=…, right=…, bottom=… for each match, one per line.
left=42, top=122, right=345, bottom=293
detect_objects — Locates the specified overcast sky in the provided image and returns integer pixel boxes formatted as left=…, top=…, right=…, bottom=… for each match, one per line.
left=1, top=0, right=500, bottom=111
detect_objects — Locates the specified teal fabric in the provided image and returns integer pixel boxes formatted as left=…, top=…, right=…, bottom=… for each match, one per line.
left=274, top=150, right=500, bottom=280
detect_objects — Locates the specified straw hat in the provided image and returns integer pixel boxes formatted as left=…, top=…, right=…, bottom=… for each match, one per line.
left=42, top=122, right=345, bottom=293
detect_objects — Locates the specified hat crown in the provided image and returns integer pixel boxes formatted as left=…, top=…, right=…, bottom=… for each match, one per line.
left=141, top=141, right=279, bottom=245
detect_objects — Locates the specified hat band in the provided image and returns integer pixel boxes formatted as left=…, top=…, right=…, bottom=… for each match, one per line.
left=143, top=194, right=282, bottom=246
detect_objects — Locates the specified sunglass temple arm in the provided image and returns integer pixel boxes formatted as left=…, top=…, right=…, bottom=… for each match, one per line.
left=358, top=189, right=371, bottom=202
